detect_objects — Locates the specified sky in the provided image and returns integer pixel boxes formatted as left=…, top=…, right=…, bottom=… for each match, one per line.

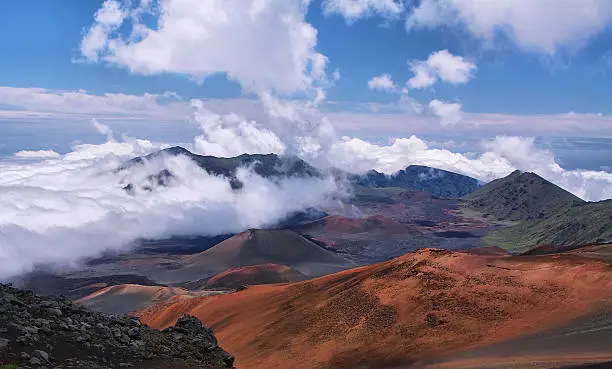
left=3, top=0, right=612, bottom=144
left=1, top=0, right=612, bottom=170
left=3, top=0, right=612, bottom=278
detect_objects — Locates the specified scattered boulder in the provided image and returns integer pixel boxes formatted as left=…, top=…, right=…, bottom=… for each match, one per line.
left=0, top=283, right=234, bottom=368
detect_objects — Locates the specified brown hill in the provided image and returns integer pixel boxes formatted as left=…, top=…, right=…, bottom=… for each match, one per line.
left=136, top=249, right=612, bottom=369
left=299, top=215, right=412, bottom=234
left=205, top=264, right=307, bottom=289
left=75, top=284, right=223, bottom=314
left=177, top=229, right=352, bottom=279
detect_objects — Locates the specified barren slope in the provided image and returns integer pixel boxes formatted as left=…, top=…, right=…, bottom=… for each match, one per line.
left=75, top=284, right=223, bottom=314
left=205, top=264, right=307, bottom=289
left=178, top=229, right=352, bottom=278
left=137, top=249, right=612, bottom=369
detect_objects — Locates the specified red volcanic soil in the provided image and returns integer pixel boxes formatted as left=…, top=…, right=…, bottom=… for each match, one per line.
left=465, top=246, right=510, bottom=256
left=205, top=264, right=307, bottom=289
left=308, top=215, right=412, bottom=234
left=75, top=284, right=220, bottom=314
left=136, top=249, right=612, bottom=369
left=567, top=243, right=612, bottom=260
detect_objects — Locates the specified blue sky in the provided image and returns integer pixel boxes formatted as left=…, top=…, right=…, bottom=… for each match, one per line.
left=2, top=0, right=612, bottom=168
left=2, top=0, right=612, bottom=114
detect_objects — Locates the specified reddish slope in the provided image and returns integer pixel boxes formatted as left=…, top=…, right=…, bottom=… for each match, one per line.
left=137, top=249, right=612, bottom=369
left=205, top=264, right=308, bottom=289
left=75, top=284, right=222, bottom=314
left=312, top=215, right=411, bottom=234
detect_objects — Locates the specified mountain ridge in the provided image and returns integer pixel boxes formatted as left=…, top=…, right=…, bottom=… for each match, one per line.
left=464, top=170, right=584, bottom=221
left=348, top=165, right=480, bottom=198
left=118, top=146, right=321, bottom=190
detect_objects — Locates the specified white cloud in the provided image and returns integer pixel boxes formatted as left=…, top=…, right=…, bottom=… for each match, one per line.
left=327, top=135, right=612, bottom=201
left=332, top=69, right=341, bottom=81
left=2, top=99, right=612, bottom=279
left=406, top=63, right=437, bottom=89
left=367, top=73, right=397, bottom=92
left=80, top=0, right=328, bottom=95
left=80, top=0, right=127, bottom=61
left=407, top=49, right=476, bottom=88
left=191, top=101, right=287, bottom=157
left=92, top=119, right=115, bottom=141
left=0, top=134, right=342, bottom=279
left=406, top=0, right=612, bottom=54
left=3, top=86, right=612, bottom=142
left=323, top=0, right=404, bottom=22
left=428, top=99, right=462, bottom=126
left=0, top=86, right=187, bottom=119
left=14, top=150, right=61, bottom=159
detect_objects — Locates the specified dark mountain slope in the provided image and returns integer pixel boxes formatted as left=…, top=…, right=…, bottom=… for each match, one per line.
left=486, top=200, right=612, bottom=252
left=464, top=170, right=584, bottom=221
left=119, top=146, right=320, bottom=189
left=350, top=165, right=480, bottom=198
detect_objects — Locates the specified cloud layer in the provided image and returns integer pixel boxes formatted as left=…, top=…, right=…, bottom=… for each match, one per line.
left=329, top=135, right=612, bottom=201
left=0, top=128, right=342, bottom=279
left=2, top=99, right=612, bottom=280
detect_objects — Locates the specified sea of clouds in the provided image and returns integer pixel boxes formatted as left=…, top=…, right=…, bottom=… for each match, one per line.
left=0, top=118, right=342, bottom=279
left=2, top=0, right=612, bottom=280
left=2, top=99, right=612, bottom=280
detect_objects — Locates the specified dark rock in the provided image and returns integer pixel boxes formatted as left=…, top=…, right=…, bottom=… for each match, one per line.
left=0, top=283, right=234, bottom=368
left=44, top=307, right=62, bottom=317
left=34, top=349, right=50, bottom=362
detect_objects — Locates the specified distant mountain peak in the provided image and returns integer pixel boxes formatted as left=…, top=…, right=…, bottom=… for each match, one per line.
left=118, top=148, right=320, bottom=192
left=161, top=146, right=192, bottom=156
left=348, top=165, right=480, bottom=198
left=464, top=169, right=584, bottom=221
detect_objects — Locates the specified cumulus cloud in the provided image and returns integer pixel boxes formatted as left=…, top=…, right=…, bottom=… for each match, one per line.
left=428, top=99, right=462, bottom=126
left=191, top=101, right=287, bottom=157
left=79, top=0, right=127, bottom=61
left=406, top=0, right=612, bottom=54
left=0, top=133, right=342, bottom=279
left=323, top=0, right=404, bottom=22
left=407, top=50, right=476, bottom=89
left=80, top=0, right=328, bottom=95
left=368, top=73, right=397, bottom=92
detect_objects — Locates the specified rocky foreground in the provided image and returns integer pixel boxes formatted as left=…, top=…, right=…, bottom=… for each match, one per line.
left=0, top=284, right=234, bottom=368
